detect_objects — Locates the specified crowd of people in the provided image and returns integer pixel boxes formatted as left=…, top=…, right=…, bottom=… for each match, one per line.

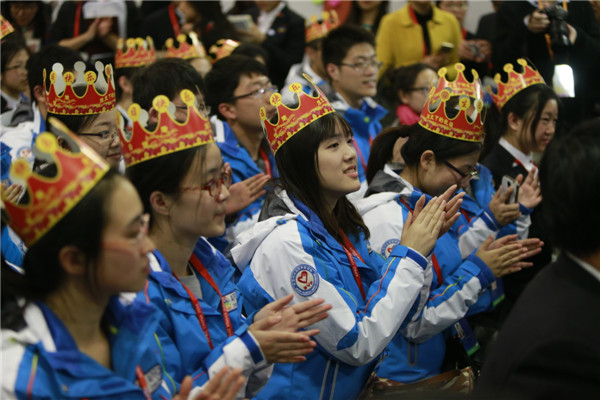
left=1, top=1, right=599, bottom=399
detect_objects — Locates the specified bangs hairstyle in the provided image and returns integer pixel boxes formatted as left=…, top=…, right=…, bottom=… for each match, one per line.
left=125, top=144, right=207, bottom=230
left=482, top=84, right=559, bottom=159
left=273, top=111, right=370, bottom=242
left=2, top=169, right=122, bottom=302
left=401, top=123, right=483, bottom=167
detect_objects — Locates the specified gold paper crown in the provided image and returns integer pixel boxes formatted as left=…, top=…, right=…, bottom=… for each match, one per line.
left=261, top=74, right=335, bottom=154
left=208, top=39, right=241, bottom=63
left=1, top=14, right=14, bottom=39
left=305, top=11, right=339, bottom=43
left=165, top=32, right=207, bottom=60
left=44, top=61, right=116, bottom=115
left=1, top=118, right=110, bottom=246
left=418, top=63, right=484, bottom=142
left=115, top=36, right=157, bottom=69
left=120, top=89, right=215, bottom=167
left=490, top=58, right=546, bottom=110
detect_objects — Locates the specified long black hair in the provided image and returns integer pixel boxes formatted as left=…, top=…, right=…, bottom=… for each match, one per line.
left=274, top=112, right=369, bottom=242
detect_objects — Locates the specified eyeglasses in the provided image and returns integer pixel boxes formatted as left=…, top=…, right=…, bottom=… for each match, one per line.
left=339, top=60, right=383, bottom=74
left=103, top=213, right=150, bottom=253
left=410, top=86, right=431, bottom=95
left=228, top=85, right=278, bottom=102
left=174, top=103, right=211, bottom=116
left=180, top=168, right=232, bottom=198
left=442, top=160, right=478, bottom=179
left=78, top=128, right=119, bottom=142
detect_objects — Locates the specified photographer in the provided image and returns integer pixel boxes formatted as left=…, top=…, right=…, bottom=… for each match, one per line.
left=492, top=1, right=600, bottom=128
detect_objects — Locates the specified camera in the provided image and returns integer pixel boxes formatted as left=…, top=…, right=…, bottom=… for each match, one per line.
left=540, top=5, right=570, bottom=48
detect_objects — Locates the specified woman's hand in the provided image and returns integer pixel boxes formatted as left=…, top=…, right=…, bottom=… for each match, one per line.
left=476, top=235, right=543, bottom=277
left=1, top=183, right=23, bottom=203
left=176, top=367, right=245, bottom=400
left=489, top=187, right=521, bottom=226
left=225, top=172, right=270, bottom=215
left=400, top=194, right=445, bottom=256
left=439, top=185, right=464, bottom=237
left=517, top=169, right=542, bottom=209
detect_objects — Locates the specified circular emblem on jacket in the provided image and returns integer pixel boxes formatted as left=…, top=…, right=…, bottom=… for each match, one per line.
left=381, top=238, right=401, bottom=258
left=290, top=264, right=319, bottom=296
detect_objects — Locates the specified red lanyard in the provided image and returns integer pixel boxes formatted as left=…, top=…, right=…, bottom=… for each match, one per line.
left=168, top=3, right=180, bottom=36
left=74, top=2, right=82, bottom=37
left=189, top=254, right=235, bottom=338
left=135, top=365, right=152, bottom=400
left=172, top=273, right=214, bottom=349
left=259, top=147, right=272, bottom=177
left=352, top=138, right=368, bottom=175
left=408, top=5, right=429, bottom=57
left=460, top=209, right=472, bottom=224
left=398, top=198, right=443, bottom=287
left=461, top=27, right=467, bottom=40
left=339, top=229, right=367, bottom=301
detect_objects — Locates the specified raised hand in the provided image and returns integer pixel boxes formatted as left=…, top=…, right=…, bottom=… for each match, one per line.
left=1, top=183, right=23, bottom=203
left=438, top=185, right=464, bottom=236
left=225, top=171, right=270, bottom=215
left=476, top=235, right=543, bottom=277
left=253, top=294, right=331, bottom=332
left=175, top=367, right=246, bottom=400
left=517, top=169, right=542, bottom=209
left=401, top=195, right=445, bottom=256
left=488, top=186, right=521, bottom=226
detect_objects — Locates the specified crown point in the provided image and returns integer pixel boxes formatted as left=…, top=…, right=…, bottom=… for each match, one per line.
left=517, top=58, right=527, bottom=67
left=438, top=67, right=448, bottom=77
left=289, top=82, right=303, bottom=93
left=128, top=104, right=141, bottom=122
left=10, top=159, right=32, bottom=182
left=456, top=63, right=465, bottom=72
left=259, top=107, right=267, bottom=120
left=504, top=63, right=514, bottom=73
left=64, top=72, right=75, bottom=85
left=152, top=95, right=170, bottom=113
left=440, top=89, right=451, bottom=101
left=177, top=34, right=186, bottom=43
left=180, top=89, right=195, bottom=106
left=459, top=96, right=471, bottom=110
left=85, top=70, right=96, bottom=85
left=166, top=38, right=174, bottom=47
left=270, top=93, right=282, bottom=106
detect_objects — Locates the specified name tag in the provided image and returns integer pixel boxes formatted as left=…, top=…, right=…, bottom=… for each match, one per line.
left=223, top=292, right=238, bottom=312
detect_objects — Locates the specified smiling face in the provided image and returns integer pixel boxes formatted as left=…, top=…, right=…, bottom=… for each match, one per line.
left=167, top=143, right=230, bottom=239
left=316, top=120, right=360, bottom=208
left=225, top=73, right=276, bottom=130
left=420, top=150, right=481, bottom=195
left=530, top=99, right=558, bottom=153
left=97, top=177, right=155, bottom=295
left=328, top=42, right=379, bottom=108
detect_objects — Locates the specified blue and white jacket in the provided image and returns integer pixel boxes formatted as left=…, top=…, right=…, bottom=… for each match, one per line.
left=210, top=117, right=278, bottom=255
left=331, top=95, right=387, bottom=198
left=138, top=237, right=271, bottom=399
left=1, top=297, right=175, bottom=399
left=357, top=178, right=497, bottom=382
left=232, top=190, right=432, bottom=400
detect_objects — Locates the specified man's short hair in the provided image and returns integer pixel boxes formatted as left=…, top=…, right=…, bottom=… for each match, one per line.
left=204, top=55, right=269, bottom=121
left=132, top=58, right=205, bottom=110
left=539, top=117, right=600, bottom=257
left=321, top=25, right=375, bottom=78
left=27, top=45, right=83, bottom=102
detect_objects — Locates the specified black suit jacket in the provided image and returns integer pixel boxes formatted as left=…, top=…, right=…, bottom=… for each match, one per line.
left=476, top=253, right=600, bottom=399
left=250, top=5, right=305, bottom=89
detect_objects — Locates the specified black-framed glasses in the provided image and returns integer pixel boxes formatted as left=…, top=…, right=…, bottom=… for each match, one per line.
left=339, top=60, right=383, bottom=74
left=78, top=128, right=119, bottom=142
left=228, top=85, right=278, bottom=102
left=410, top=86, right=431, bottom=95
left=180, top=168, right=233, bottom=198
left=442, top=160, right=478, bottom=179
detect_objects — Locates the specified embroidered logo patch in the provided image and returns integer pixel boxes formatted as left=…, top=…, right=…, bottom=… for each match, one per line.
left=381, top=238, right=401, bottom=258
left=136, top=364, right=162, bottom=393
left=290, top=264, right=319, bottom=296
left=222, top=291, right=238, bottom=312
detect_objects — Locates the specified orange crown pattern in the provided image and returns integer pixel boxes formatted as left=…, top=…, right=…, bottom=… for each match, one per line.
left=115, top=36, right=157, bottom=69
left=208, top=39, right=241, bottom=63
left=120, top=89, right=214, bottom=167
left=418, top=63, right=485, bottom=143
left=44, top=61, right=116, bottom=115
left=261, top=74, right=335, bottom=154
left=165, top=32, right=207, bottom=60
left=305, top=11, right=339, bottom=43
left=490, top=58, right=546, bottom=110
left=1, top=14, right=14, bottom=39
left=1, top=118, right=110, bottom=246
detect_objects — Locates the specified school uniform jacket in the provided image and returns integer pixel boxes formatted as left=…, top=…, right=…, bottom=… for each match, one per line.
left=1, top=298, right=174, bottom=399
left=138, top=237, right=271, bottom=399
left=232, top=190, right=432, bottom=400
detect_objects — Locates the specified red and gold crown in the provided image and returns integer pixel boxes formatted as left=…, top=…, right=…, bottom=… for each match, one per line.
left=115, top=36, right=157, bottom=69
left=1, top=14, right=14, bottom=39
left=120, top=89, right=214, bottom=167
left=418, top=63, right=484, bottom=142
left=1, top=118, right=110, bottom=246
left=305, top=11, right=339, bottom=43
left=489, top=58, right=546, bottom=110
left=44, top=61, right=116, bottom=115
left=165, top=32, right=207, bottom=60
left=261, top=74, right=335, bottom=154
left=208, top=39, right=241, bottom=63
